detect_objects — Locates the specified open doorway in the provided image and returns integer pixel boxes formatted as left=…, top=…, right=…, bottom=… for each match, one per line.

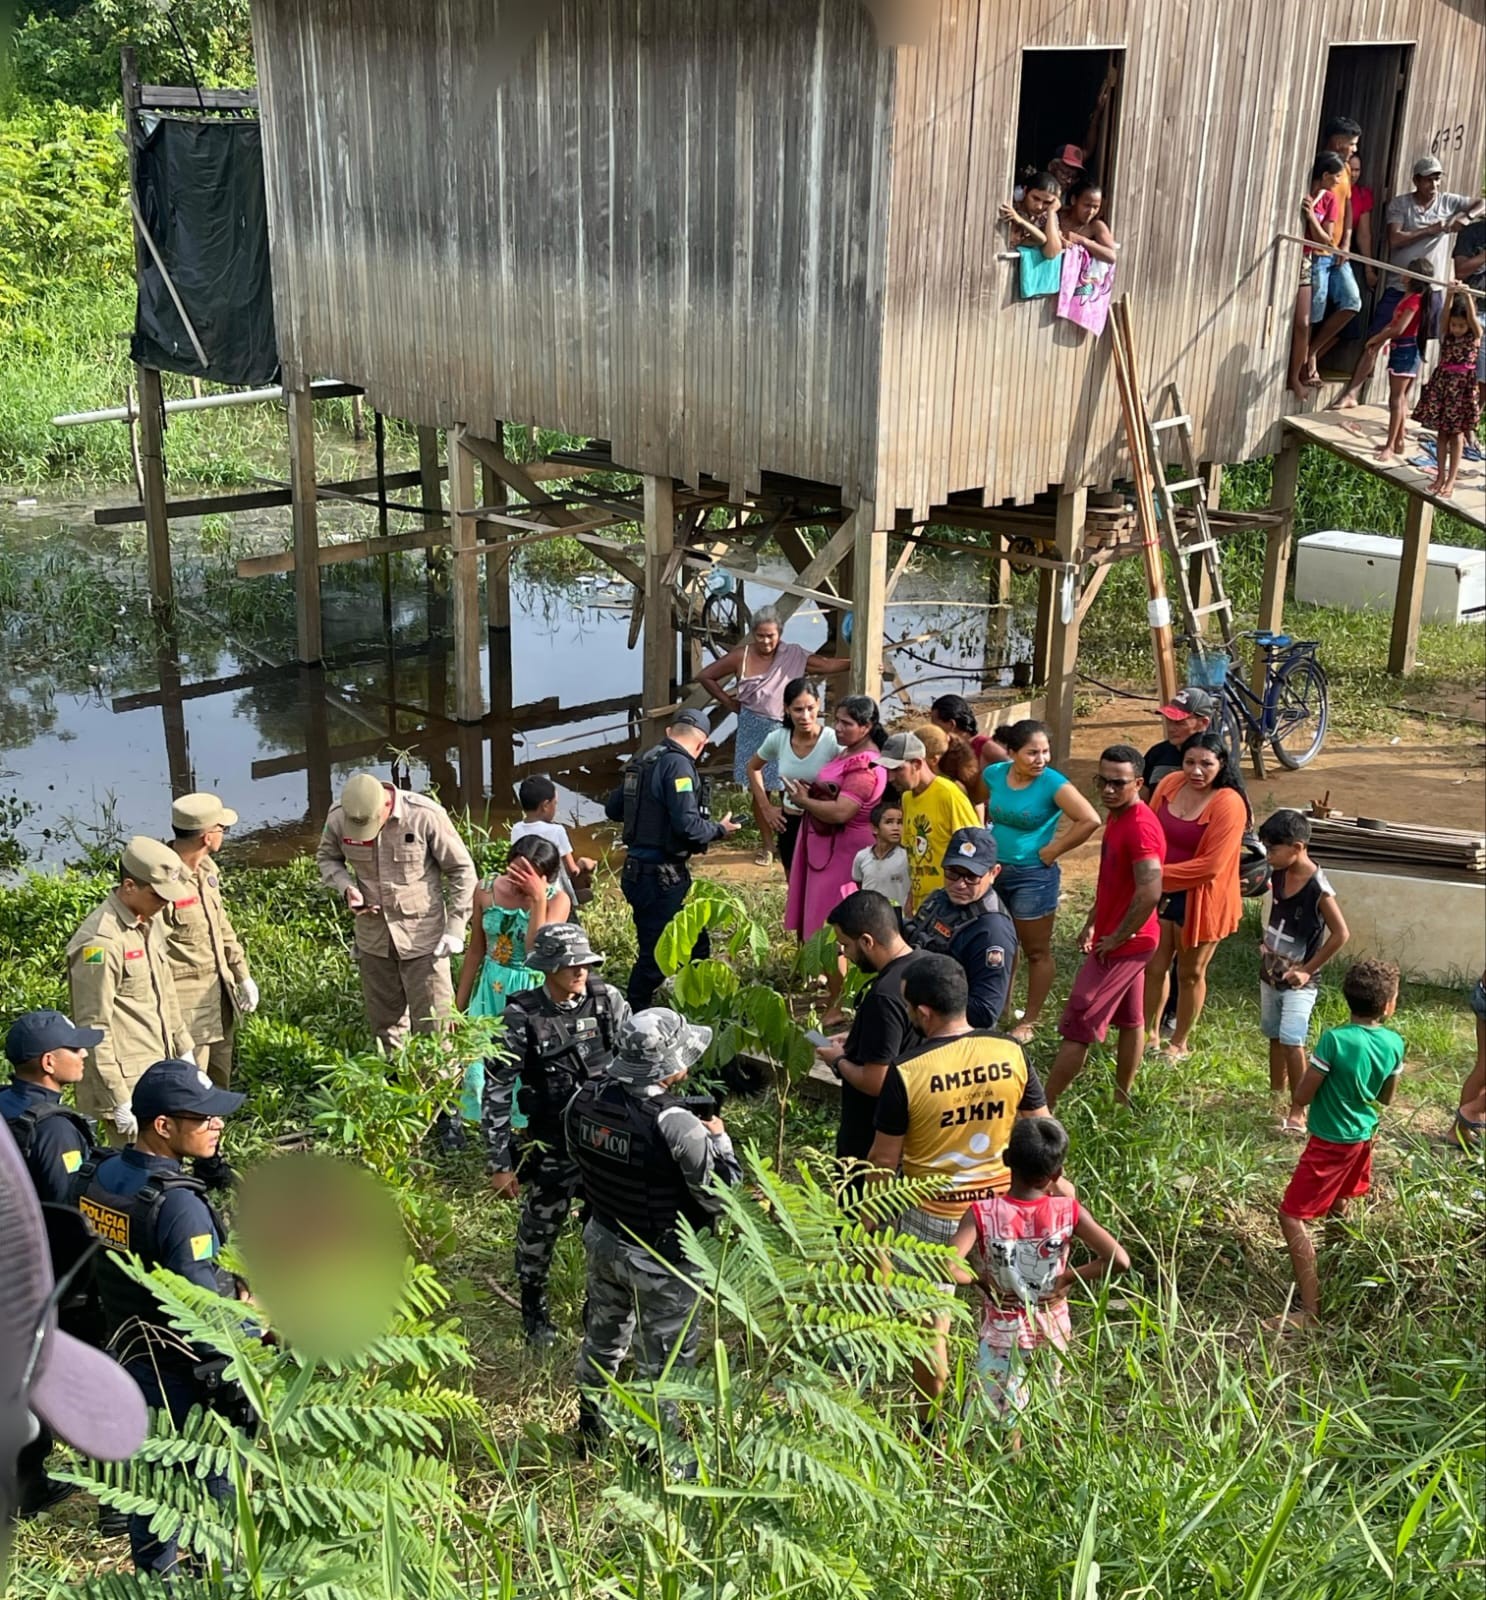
left=1012, top=48, right=1124, bottom=219
left=1315, top=43, right=1414, bottom=374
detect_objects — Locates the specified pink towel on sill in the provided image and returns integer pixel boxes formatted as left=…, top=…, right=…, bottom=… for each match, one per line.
left=1057, top=244, right=1116, bottom=335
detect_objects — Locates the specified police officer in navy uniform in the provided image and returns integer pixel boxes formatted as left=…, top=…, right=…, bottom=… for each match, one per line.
left=483, top=924, right=630, bottom=1347
left=2, top=1010, right=104, bottom=1517
left=904, top=828, right=1019, bottom=1031
left=72, top=1059, right=250, bottom=1575
left=566, top=1008, right=741, bottom=1445
left=605, top=710, right=740, bottom=1010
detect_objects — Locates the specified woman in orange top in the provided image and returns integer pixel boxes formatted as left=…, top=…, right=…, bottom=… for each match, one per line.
left=1143, top=733, right=1250, bottom=1058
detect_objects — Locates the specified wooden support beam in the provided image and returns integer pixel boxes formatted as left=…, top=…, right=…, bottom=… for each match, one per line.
left=136, top=366, right=172, bottom=614
left=481, top=424, right=512, bottom=631
left=642, top=475, right=677, bottom=744
left=449, top=427, right=485, bottom=723
left=1074, top=558, right=1113, bottom=625
left=849, top=503, right=886, bottom=704
left=459, top=433, right=582, bottom=525
left=1042, top=488, right=1087, bottom=764
left=574, top=534, right=645, bottom=588
left=1254, top=435, right=1302, bottom=696
left=1388, top=495, right=1436, bottom=677
left=774, top=525, right=843, bottom=600
left=772, top=514, right=863, bottom=628
left=139, top=84, right=258, bottom=110
left=93, top=468, right=436, bottom=527
left=684, top=557, right=849, bottom=611
left=287, top=385, right=321, bottom=664
left=235, top=527, right=449, bottom=578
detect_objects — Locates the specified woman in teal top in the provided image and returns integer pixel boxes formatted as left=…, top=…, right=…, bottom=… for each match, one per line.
left=983, top=719, right=1099, bottom=1042
left=454, top=836, right=571, bottom=1119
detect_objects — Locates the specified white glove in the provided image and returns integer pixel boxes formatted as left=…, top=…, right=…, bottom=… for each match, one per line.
left=432, top=932, right=462, bottom=960
left=237, top=976, right=260, bottom=1014
left=111, top=1104, right=138, bottom=1140
left=345, top=886, right=365, bottom=911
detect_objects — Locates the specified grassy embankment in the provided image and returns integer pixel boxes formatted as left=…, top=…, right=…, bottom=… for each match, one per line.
left=1, top=840, right=1481, bottom=1596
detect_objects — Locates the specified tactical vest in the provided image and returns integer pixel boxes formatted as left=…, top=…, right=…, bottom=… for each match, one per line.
left=71, top=1158, right=229, bottom=1365
left=622, top=745, right=712, bottom=853
left=3, top=1098, right=95, bottom=1168
left=508, top=979, right=619, bottom=1130
left=904, top=887, right=1009, bottom=956
left=568, top=1079, right=713, bottom=1260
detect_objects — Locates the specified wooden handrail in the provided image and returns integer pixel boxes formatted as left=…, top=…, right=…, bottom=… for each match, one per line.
left=1273, top=232, right=1486, bottom=300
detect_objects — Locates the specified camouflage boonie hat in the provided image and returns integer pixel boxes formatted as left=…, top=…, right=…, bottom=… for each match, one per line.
left=527, top=923, right=604, bottom=973
left=610, top=1008, right=713, bottom=1085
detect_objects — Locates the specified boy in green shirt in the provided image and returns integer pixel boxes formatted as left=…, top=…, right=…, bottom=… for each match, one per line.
left=1265, top=959, right=1404, bottom=1334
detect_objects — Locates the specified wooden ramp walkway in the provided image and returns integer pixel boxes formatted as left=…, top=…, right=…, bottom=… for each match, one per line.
left=1284, top=407, right=1485, bottom=532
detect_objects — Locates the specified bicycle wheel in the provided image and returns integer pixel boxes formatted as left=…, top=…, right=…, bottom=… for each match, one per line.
left=1216, top=688, right=1244, bottom=771
left=1270, top=655, right=1329, bottom=769
left=699, top=589, right=750, bottom=657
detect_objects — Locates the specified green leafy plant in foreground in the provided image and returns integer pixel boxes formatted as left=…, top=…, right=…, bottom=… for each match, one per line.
left=45, top=1257, right=482, bottom=1600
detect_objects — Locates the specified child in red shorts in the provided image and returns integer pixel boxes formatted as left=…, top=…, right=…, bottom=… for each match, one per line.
left=1265, top=958, right=1404, bottom=1334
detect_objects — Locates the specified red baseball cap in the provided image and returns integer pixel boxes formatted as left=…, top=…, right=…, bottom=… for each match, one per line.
left=1051, top=143, right=1086, bottom=170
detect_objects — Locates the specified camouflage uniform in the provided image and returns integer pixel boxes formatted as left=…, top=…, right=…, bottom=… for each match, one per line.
left=314, top=774, right=477, bottom=1050
left=482, top=924, right=629, bottom=1344
left=566, top=1009, right=741, bottom=1438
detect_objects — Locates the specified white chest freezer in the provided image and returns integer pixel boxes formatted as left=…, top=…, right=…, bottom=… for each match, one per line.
left=1294, top=530, right=1485, bottom=624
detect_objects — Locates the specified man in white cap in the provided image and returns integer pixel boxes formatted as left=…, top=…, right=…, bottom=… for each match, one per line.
left=65, top=838, right=194, bottom=1144
left=315, top=771, right=477, bottom=1050
left=162, top=793, right=258, bottom=1091
left=879, top=730, right=978, bottom=909
left=566, top=1007, right=740, bottom=1446
left=1, top=1119, right=147, bottom=1556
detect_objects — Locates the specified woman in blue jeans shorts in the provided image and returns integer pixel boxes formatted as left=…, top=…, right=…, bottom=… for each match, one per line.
left=984, top=719, right=1099, bottom=1042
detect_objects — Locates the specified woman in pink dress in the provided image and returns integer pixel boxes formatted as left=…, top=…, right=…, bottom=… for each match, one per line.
left=784, top=694, right=887, bottom=1024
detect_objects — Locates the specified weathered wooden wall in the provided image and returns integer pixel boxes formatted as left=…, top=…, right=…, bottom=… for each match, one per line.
left=251, top=0, right=893, bottom=502
left=876, top=0, right=1485, bottom=516
left=251, top=0, right=1483, bottom=515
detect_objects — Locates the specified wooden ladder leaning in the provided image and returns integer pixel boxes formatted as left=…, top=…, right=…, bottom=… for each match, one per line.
left=1143, top=382, right=1239, bottom=655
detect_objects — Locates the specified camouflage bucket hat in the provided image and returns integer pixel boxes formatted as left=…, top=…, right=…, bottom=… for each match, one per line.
left=527, top=922, right=604, bottom=973
left=610, top=1008, right=713, bottom=1085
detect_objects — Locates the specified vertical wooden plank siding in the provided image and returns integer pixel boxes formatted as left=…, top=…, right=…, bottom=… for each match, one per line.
left=252, top=0, right=1483, bottom=514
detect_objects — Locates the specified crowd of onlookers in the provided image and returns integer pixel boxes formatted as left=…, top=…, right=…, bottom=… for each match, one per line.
left=1293, top=118, right=1484, bottom=497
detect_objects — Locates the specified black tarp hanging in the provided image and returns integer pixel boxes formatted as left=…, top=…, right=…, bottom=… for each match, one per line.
left=130, top=116, right=280, bottom=386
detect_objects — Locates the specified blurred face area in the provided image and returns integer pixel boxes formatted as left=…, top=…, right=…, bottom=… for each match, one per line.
left=1049, top=158, right=1080, bottom=188
left=545, top=964, right=590, bottom=1003
left=1264, top=840, right=1304, bottom=870
left=668, top=724, right=708, bottom=758
left=787, top=691, right=820, bottom=734
left=751, top=621, right=781, bottom=655
left=943, top=864, right=993, bottom=905
left=836, top=708, right=872, bottom=747
left=1026, top=185, right=1059, bottom=219
left=202, top=824, right=227, bottom=856
left=876, top=807, right=904, bottom=846
left=1010, top=731, right=1050, bottom=777
left=1071, top=188, right=1103, bottom=225
left=157, top=1112, right=224, bottom=1160
left=1094, top=762, right=1140, bottom=813
left=1328, top=133, right=1359, bottom=160
left=1347, top=153, right=1361, bottom=184
left=1182, top=747, right=1222, bottom=789
left=35, top=1046, right=86, bottom=1086
left=1415, top=172, right=1440, bottom=197
left=897, top=756, right=933, bottom=795
left=1318, top=168, right=1340, bottom=192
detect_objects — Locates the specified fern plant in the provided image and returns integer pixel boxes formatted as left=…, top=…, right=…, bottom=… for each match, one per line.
left=50, top=1257, right=486, bottom=1600
left=483, top=1149, right=968, bottom=1599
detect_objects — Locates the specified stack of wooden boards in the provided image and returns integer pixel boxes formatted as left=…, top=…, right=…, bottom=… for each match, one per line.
left=1306, top=809, right=1486, bottom=881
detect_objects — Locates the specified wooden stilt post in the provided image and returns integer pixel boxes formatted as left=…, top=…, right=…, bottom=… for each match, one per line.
left=1388, top=495, right=1435, bottom=676
left=1044, top=487, right=1087, bottom=765
left=415, top=426, right=442, bottom=526
left=849, top=502, right=885, bottom=705
left=1032, top=564, right=1054, bottom=686
left=449, top=427, right=485, bottom=723
left=121, top=53, right=172, bottom=615
left=642, top=474, right=677, bottom=745
left=982, top=533, right=1013, bottom=688
left=483, top=423, right=512, bottom=631
left=287, top=385, right=322, bottom=664
left=300, top=666, right=333, bottom=825
left=1254, top=434, right=1302, bottom=694
left=155, top=622, right=193, bottom=795
left=488, top=612, right=515, bottom=804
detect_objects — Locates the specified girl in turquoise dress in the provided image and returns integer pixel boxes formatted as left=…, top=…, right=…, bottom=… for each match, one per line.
left=455, top=836, right=572, bottom=1118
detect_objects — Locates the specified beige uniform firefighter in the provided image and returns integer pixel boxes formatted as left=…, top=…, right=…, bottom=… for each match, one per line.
left=315, top=772, right=477, bottom=1050
left=65, top=836, right=194, bottom=1141
left=160, top=792, right=258, bottom=1088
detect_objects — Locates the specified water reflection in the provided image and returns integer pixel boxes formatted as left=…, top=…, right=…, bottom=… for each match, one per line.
left=0, top=504, right=1032, bottom=864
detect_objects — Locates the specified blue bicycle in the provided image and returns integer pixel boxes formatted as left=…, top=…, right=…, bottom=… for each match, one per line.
left=1193, top=632, right=1330, bottom=779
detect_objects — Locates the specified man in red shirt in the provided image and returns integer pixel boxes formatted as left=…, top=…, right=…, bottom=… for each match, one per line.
left=1045, top=746, right=1166, bottom=1109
